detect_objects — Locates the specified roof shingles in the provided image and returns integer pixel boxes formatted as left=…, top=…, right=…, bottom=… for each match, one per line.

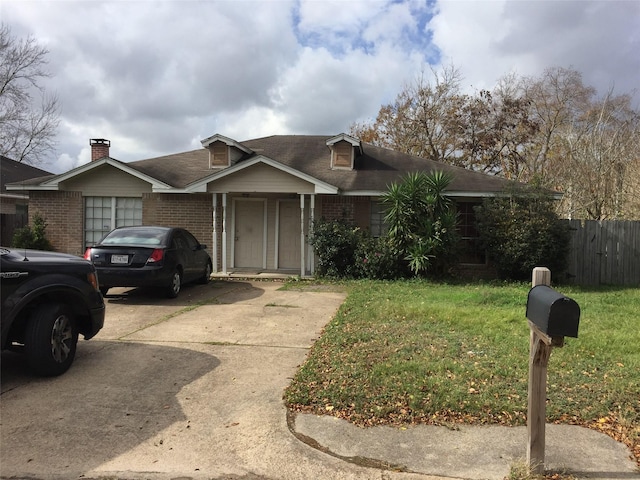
left=6, top=135, right=525, bottom=195
left=128, top=135, right=521, bottom=194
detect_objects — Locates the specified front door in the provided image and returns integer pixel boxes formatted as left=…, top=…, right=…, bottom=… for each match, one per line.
left=278, top=201, right=300, bottom=269
left=234, top=199, right=265, bottom=268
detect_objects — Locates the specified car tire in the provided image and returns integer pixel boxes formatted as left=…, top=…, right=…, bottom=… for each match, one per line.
left=24, top=303, right=79, bottom=376
left=199, top=261, right=212, bottom=284
left=100, top=287, right=110, bottom=296
left=166, top=269, right=182, bottom=298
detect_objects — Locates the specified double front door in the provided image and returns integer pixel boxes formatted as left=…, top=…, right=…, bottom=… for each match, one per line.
left=233, top=199, right=303, bottom=270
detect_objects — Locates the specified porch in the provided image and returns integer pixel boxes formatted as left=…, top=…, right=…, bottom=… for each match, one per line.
left=211, top=268, right=309, bottom=280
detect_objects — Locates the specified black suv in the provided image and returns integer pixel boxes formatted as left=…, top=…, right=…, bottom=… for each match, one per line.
left=1, top=247, right=105, bottom=376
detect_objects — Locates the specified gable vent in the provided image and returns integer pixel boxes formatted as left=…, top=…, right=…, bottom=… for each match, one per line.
left=210, top=141, right=228, bottom=167
left=326, top=133, right=361, bottom=170
left=333, top=141, right=352, bottom=168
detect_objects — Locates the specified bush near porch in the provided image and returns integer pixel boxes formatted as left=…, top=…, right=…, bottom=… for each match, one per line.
left=310, top=173, right=570, bottom=282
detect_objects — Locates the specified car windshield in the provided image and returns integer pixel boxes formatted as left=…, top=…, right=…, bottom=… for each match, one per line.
left=101, top=228, right=168, bottom=246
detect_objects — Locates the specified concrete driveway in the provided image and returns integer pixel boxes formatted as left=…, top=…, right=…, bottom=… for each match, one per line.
left=0, top=280, right=435, bottom=480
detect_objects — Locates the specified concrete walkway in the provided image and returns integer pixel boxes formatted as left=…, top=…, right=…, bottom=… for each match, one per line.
left=293, top=413, right=639, bottom=479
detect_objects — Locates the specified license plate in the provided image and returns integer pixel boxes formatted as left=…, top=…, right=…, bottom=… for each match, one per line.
left=111, top=254, right=129, bottom=264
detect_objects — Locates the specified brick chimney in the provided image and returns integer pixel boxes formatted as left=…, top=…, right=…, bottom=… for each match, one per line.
left=90, top=138, right=111, bottom=161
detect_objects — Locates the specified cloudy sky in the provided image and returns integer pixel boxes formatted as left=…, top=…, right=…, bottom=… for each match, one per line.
left=3, top=0, right=639, bottom=173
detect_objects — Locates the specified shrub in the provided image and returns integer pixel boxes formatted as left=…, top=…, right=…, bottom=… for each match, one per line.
left=311, top=171, right=461, bottom=280
left=354, top=234, right=403, bottom=280
left=474, top=188, right=570, bottom=280
left=11, top=213, right=54, bottom=251
left=382, top=171, right=460, bottom=276
left=309, top=217, right=361, bottom=278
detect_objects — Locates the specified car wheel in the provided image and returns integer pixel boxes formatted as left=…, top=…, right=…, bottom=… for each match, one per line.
left=199, top=261, right=212, bottom=284
left=100, top=287, right=110, bottom=296
left=24, top=303, right=78, bottom=376
left=166, top=269, right=182, bottom=298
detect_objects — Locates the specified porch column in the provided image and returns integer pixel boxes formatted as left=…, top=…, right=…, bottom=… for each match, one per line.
left=309, top=194, right=315, bottom=275
left=212, top=194, right=218, bottom=272
left=222, top=193, right=228, bottom=274
left=300, top=194, right=305, bottom=277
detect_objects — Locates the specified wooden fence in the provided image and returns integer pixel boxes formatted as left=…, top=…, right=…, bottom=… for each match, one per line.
left=565, top=220, right=640, bottom=286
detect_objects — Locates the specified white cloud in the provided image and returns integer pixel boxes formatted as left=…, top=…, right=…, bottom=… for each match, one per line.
left=296, top=0, right=385, bottom=42
left=272, top=43, right=426, bottom=134
left=1, top=0, right=637, bottom=173
left=429, top=0, right=640, bottom=95
left=363, top=2, right=419, bottom=45
left=217, top=107, right=289, bottom=141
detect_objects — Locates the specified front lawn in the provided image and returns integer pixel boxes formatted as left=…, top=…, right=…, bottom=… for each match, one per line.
left=284, top=280, right=639, bottom=466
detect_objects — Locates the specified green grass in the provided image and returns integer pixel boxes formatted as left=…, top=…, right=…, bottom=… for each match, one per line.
left=284, top=279, right=640, bottom=462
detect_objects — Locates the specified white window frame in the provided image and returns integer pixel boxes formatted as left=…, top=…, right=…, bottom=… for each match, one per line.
left=84, top=196, right=142, bottom=246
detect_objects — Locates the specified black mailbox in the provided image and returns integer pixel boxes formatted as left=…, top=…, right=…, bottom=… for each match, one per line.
left=526, top=285, right=580, bottom=338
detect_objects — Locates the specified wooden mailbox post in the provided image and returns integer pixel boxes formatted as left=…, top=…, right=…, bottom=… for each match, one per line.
left=525, top=267, right=580, bottom=475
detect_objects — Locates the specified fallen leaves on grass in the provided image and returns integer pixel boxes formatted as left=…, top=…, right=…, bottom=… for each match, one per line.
left=578, top=414, right=640, bottom=466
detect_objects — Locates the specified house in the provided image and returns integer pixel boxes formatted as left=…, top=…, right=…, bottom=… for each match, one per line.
left=6, top=134, right=526, bottom=277
left=0, top=156, right=52, bottom=246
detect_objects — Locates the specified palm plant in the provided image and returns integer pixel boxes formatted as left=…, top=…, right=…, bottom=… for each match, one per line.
left=381, top=171, right=459, bottom=275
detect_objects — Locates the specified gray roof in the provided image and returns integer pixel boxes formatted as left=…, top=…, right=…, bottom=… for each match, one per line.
left=5, top=135, right=527, bottom=196
left=127, top=135, right=523, bottom=195
left=1, top=156, right=52, bottom=194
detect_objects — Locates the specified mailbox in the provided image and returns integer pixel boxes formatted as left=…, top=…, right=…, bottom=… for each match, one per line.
left=526, top=285, right=580, bottom=338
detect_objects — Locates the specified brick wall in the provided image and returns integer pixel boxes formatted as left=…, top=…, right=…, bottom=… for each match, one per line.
left=318, top=196, right=371, bottom=230
left=318, top=196, right=355, bottom=222
left=23, top=191, right=216, bottom=257
left=29, top=191, right=84, bottom=255
left=143, top=193, right=213, bottom=254
left=351, top=196, right=371, bottom=230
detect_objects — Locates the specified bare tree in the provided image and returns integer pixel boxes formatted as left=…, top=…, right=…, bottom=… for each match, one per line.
left=350, top=65, right=538, bottom=175
left=519, top=67, right=595, bottom=185
left=458, top=87, right=538, bottom=179
left=559, top=89, right=640, bottom=219
left=350, top=65, right=467, bottom=163
left=0, top=23, right=59, bottom=164
left=351, top=64, right=640, bottom=219
left=624, top=157, right=640, bottom=219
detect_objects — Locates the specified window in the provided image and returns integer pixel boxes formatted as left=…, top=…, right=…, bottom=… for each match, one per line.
left=456, top=202, right=485, bottom=264
left=84, top=197, right=142, bottom=246
left=172, top=233, right=185, bottom=251
left=370, top=200, right=387, bottom=237
left=115, top=198, right=142, bottom=227
left=183, top=230, right=200, bottom=250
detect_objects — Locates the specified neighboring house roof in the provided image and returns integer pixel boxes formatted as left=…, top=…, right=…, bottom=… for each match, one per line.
left=5, top=134, right=530, bottom=197
left=1, top=156, right=52, bottom=198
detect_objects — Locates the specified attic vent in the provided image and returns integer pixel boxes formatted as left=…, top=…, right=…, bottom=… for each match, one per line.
left=210, top=141, right=228, bottom=167
left=332, top=140, right=353, bottom=169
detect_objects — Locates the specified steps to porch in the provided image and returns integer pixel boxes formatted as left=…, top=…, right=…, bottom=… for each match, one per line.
left=211, top=269, right=308, bottom=280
